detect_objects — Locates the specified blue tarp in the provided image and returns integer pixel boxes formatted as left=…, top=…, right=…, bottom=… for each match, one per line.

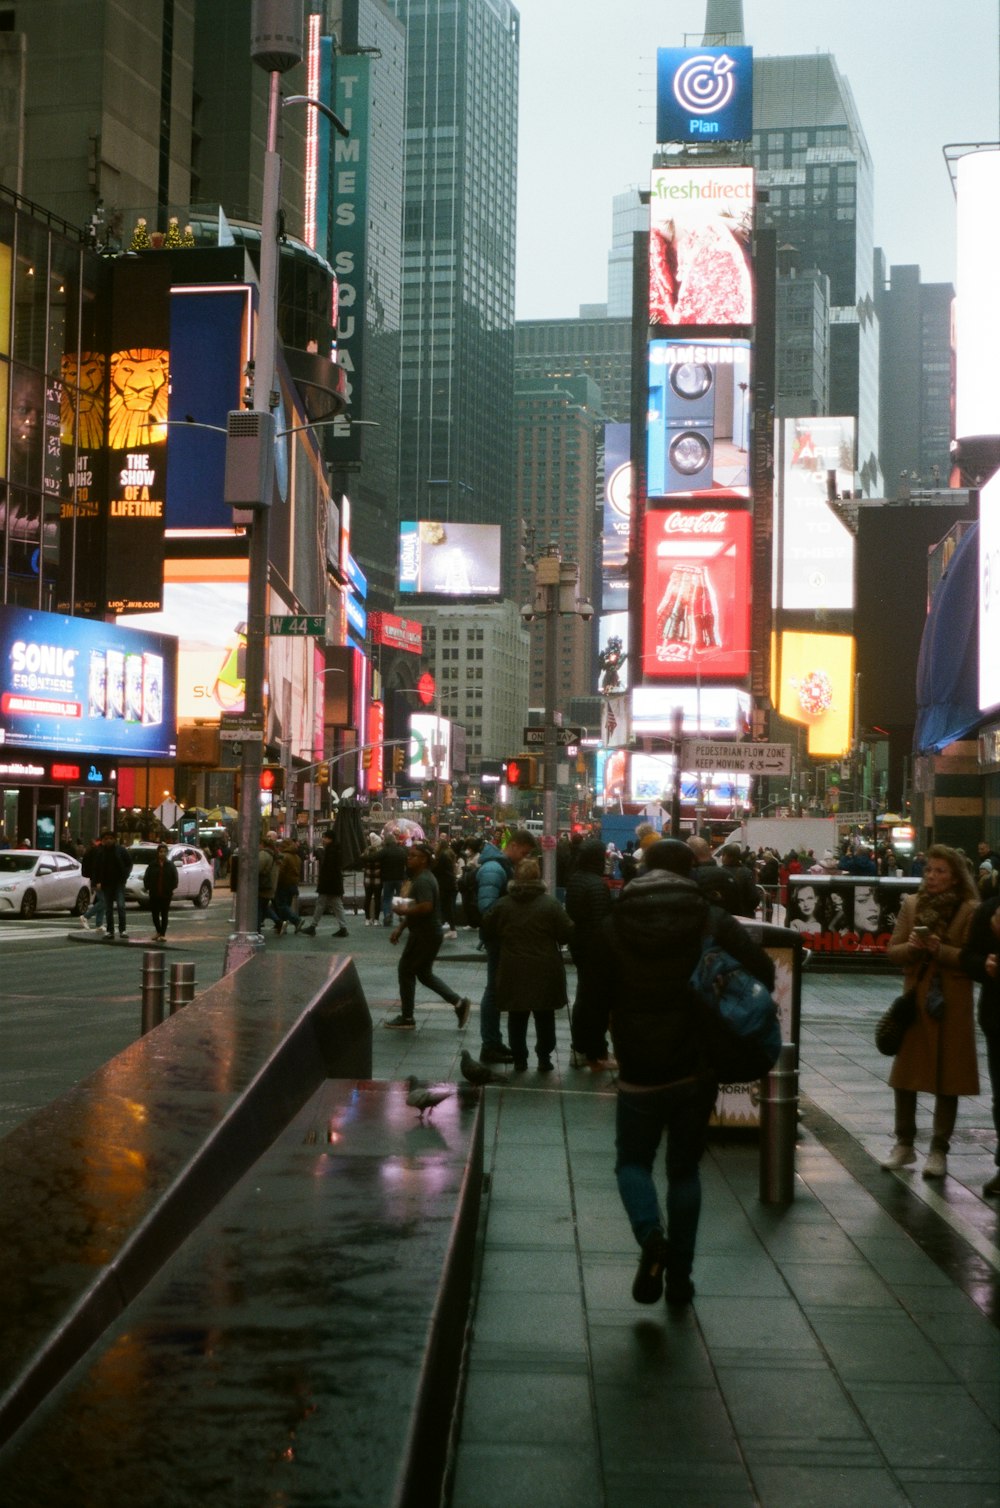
left=913, top=521, right=980, bottom=753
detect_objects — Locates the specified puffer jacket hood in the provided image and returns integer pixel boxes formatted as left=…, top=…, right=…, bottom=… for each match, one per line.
left=507, top=879, right=547, bottom=903
left=612, top=870, right=709, bottom=965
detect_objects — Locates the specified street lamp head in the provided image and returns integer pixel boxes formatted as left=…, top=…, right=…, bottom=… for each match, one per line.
left=251, top=0, right=304, bottom=73
left=520, top=604, right=536, bottom=624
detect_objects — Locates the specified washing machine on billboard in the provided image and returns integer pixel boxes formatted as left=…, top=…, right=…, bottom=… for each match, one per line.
left=648, top=345, right=716, bottom=495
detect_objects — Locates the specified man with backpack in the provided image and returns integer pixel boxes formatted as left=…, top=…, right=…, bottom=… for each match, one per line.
left=597, top=839, right=774, bottom=1309
left=475, top=828, right=537, bottom=1063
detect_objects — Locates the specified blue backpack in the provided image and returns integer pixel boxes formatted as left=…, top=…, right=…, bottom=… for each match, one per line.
left=690, top=936, right=782, bottom=1083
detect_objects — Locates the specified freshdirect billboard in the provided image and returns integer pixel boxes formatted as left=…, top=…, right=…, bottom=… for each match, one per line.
left=647, top=339, right=751, bottom=499
left=398, top=522, right=502, bottom=596
left=649, top=166, right=754, bottom=327
left=777, top=417, right=856, bottom=610
left=0, top=604, right=177, bottom=758
left=642, top=508, right=751, bottom=680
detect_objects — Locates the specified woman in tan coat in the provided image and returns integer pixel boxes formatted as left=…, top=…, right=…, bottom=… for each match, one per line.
left=882, top=844, right=979, bottom=1180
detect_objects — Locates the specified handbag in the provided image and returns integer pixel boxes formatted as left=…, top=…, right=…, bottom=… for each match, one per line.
left=874, top=988, right=917, bottom=1056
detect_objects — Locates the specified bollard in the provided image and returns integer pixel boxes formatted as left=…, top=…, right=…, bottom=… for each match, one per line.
left=168, top=961, right=196, bottom=1015
left=759, top=1043, right=798, bottom=1205
left=140, top=949, right=166, bottom=1035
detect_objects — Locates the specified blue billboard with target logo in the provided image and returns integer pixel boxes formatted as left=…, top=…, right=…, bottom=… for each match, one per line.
left=657, top=46, right=753, bottom=144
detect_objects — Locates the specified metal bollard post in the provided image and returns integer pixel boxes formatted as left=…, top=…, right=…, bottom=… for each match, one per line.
left=759, top=1043, right=798, bottom=1205
left=168, top=961, right=196, bottom=1015
left=141, top=949, right=166, bottom=1035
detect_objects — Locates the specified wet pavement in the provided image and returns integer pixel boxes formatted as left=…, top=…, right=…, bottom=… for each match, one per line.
left=1, top=903, right=998, bottom=1504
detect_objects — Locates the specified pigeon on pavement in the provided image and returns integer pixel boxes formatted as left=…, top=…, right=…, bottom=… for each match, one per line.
left=460, top=1050, right=507, bottom=1086
left=405, top=1075, right=454, bottom=1120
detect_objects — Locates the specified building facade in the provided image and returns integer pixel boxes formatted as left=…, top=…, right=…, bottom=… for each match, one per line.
left=387, top=0, right=519, bottom=531
left=876, top=257, right=954, bottom=496
left=512, top=375, right=601, bottom=715
left=515, top=316, right=631, bottom=425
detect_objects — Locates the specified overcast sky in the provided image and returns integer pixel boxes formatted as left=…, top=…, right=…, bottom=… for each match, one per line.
left=514, top=0, right=1000, bottom=319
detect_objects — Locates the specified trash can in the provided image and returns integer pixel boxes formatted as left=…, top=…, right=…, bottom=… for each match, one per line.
left=710, top=922, right=805, bottom=1130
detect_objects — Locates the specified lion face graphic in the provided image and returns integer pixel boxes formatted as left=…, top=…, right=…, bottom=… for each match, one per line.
left=107, top=347, right=169, bottom=450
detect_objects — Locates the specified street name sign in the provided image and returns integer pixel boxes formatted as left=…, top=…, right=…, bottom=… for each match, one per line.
left=267, top=614, right=326, bottom=636
left=219, top=713, right=264, bottom=743
left=681, top=740, right=792, bottom=775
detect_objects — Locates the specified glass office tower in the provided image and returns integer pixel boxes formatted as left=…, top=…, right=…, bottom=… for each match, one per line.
left=388, top=0, right=519, bottom=531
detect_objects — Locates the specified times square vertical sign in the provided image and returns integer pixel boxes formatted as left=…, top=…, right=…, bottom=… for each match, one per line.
left=326, top=49, right=371, bottom=468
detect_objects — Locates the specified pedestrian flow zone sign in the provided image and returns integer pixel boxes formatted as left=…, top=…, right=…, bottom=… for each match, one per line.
left=681, top=740, right=791, bottom=775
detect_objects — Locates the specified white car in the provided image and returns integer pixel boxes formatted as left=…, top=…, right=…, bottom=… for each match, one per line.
left=0, top=850, right=91, bottom=918
left=124, top=844, right=215, bottom=909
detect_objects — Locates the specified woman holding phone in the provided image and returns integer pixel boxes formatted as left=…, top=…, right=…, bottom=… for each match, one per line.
left=882, top=845, right=979, bottom=1179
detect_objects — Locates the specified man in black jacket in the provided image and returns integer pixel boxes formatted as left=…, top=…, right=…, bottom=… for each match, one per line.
left=597, top=839, right=774, bottom=1307
left=93, top=830, right=133, bottom=941
left=565, top=837, right=614, bottom=1068
left=960, top=895, right=1000, bottom=1197
left=301, top=829, right=349, bottom=938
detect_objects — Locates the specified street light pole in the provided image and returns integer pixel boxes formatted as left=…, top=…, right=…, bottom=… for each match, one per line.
left=225, top=4, right=302, bottom=973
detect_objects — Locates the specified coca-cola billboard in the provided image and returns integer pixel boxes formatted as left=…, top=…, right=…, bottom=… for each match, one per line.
left=642, top=509, right=751, bottom=680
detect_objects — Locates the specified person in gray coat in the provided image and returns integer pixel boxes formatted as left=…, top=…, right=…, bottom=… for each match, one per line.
left=481, top=859, right=573, bottom=1072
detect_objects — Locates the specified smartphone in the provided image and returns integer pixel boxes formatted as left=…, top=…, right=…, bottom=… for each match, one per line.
left=912, top=925, right=929, bottom=941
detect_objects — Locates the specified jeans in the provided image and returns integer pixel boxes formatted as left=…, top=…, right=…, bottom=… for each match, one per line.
left=507, top=1010, right=556, bottom=1064
left=105, top=884, right=126, bottom=935
left=614, top=1079, right=717, bottom=1280
left=892, top=1088, right=959, bottom=1152
left=398, top=929, right=460, bottom=1016
left=150, top=898, right=171, bottom=936
left=85, top=888, right=106, bottom=928
left=381, top=880, right=399, bottom=924
left=273, top=884, right=300, bottom=926
left=257, top=894, right=281, bottom=930
left=307, top=892, right=348, bottom=931
left=479, top=937, right=504, bottom=1050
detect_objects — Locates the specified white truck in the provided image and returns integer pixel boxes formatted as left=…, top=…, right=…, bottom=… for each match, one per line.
left=737, top=817, right=839, bottom=859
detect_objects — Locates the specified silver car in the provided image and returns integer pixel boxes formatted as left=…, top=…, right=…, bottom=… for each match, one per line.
left=0, top=850, right=91, bottom=918
left=124, top=844, right=214, bottom=909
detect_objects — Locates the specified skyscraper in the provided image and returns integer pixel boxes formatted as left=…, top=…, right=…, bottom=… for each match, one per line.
left=752, top=54, right=881, bottom=493
left=875, top=257, right=953, bottom=495
left=387, top=0, right=519, bottom=531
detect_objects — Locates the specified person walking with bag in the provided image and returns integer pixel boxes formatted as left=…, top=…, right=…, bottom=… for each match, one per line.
left=481, top=858, right=572, bottom=1072
left=881, top=844, right=979, bottom=1179
left=596, top=840, right=774, bottom=1309
left=143, top=843, right=178, bottom=942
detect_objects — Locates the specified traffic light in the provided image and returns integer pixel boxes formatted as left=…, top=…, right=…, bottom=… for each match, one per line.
left=260, top=764, right=285, bottom=795
left=316, top=762, right=329, bottom=786
left=442, top=783, right=453, bottom=806
left=362, top=747, right=372, bottom=770
left=504, top=755, right=538, bottom=789
left=393, top=746, right=406, bottom=773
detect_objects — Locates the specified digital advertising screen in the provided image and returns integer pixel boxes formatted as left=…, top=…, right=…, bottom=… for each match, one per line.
left=166, top=285, right=251, bottom=529
left=0, top=603, right=177, bottom=758
left=956, top=149, right=1000, bottom=442
left=649, top=166, right=754, bottom=327
left=777, top=417, right=856, bottom=610
left=602, top=423, right=633, bottom=612
left=596, top=610, right=630, bottom=695
left=631, top=683, right=752, bottom=738
left=980, top=470, right=1000, bottom=713
left=777, top=631, right=855, bottom=757
left=398, top=521, right=502, bottom=597
left=656, top=47, right=754, bottom=146
left=125, top=560, right=249, bottom=722
left=647, top=339, right=751, bottom=499
left=642, top=508, right=751, bottom=679
left=408, top=713, right=451, bottom=781
left=629, top=750, right=751, bottom=807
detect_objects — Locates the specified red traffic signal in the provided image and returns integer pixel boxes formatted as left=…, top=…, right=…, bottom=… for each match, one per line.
left=504, top=756, right=537, bottom=788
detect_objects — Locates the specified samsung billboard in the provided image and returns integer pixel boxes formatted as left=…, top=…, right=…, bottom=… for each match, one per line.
left=0, top=604, right=177, bottom=758
left=647, top=339, right=751, bottom=499
left=398, top=522, right=502, bottom=596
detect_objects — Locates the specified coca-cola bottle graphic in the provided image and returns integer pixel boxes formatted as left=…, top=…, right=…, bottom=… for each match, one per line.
left=692, top=565, right=720, bottom=652
left=657, top=566, right=694, bottom=661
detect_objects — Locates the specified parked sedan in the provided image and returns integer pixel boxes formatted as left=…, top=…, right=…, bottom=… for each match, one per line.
left=124, top=844, right=214, bottom=909
left=0, top=850, right=91, bottom=918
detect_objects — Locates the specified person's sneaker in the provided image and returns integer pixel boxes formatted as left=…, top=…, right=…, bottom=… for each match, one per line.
left=983, top=1170, right=1000, bottom=1197
left=301, top=926, right=316, bottom=937
left=480, top=1044, right=514, bottom=1064
left=632, top=1230, right=668, bottom=1304
left=384, top=1014, right=415, bottom=1030
left=512, top=1058, right=529, bottom=1072
left=569, top=1048, right=590, bottom=1069
left=334, top=928, right=349, bottom=938
left=78, top=915, right=90, bottom=929
left=589, top=1056, right=618, bottom=1073
left=881, top=1142, right=917, bottom=1171
left=922, top=1149, right=948, bottom=1179
left=454, top=997, right=472, bottom=1029
left=537, top=1056, right=554, bottom=1073
left=104, top=933, right=115, bottom=943
left=444, top=929, right=458, bottom=940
